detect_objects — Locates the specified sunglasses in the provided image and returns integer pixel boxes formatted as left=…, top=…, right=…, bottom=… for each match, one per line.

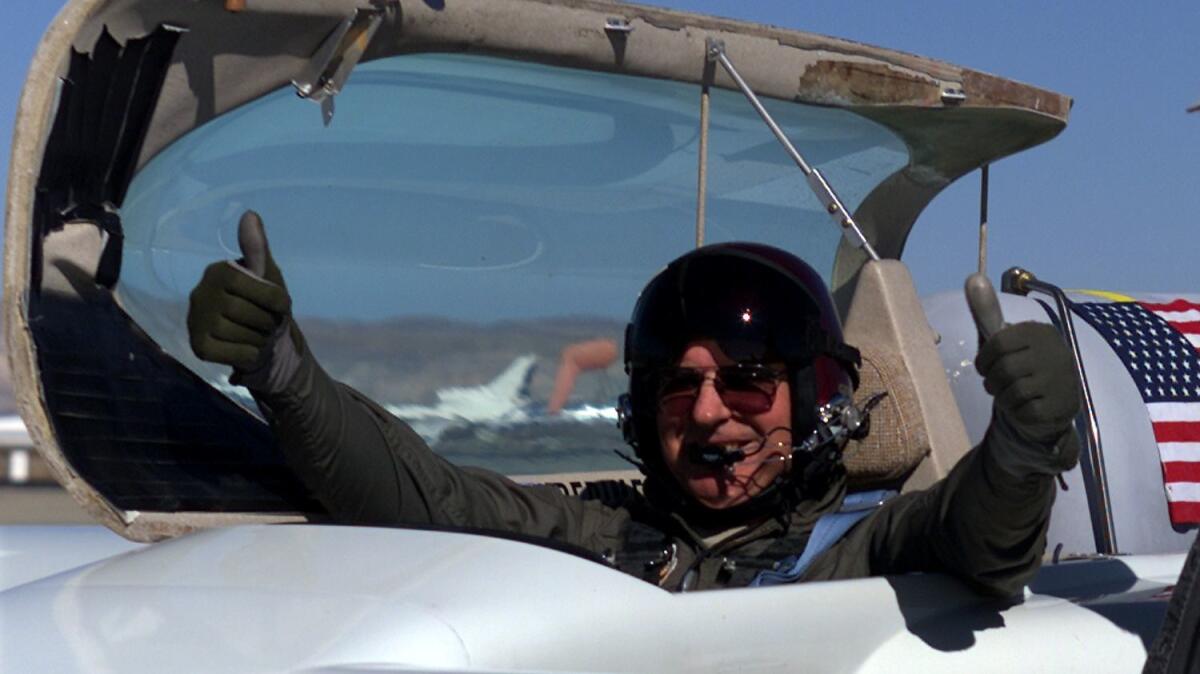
left=657, top=364, right=786, bottom=416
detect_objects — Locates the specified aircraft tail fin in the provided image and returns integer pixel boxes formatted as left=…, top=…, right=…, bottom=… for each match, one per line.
left=486, top=354, right=537, bottom=403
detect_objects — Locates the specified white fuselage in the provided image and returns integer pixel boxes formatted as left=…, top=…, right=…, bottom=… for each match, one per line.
left=0, top=524, right=1177, bottom=673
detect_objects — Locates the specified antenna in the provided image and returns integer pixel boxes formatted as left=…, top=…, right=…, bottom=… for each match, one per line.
left=695, top=58, right=714, bottom=248
left=978, top=164, right=989, bottom=276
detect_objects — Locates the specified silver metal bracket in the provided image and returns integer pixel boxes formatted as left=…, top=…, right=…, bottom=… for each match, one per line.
left=941, top=86, right=967, bottom=105
left=794, top=391, right=886, bottom=455
left=705, top=38, right=725, bottom=61
left=293, top=1, right=399, bottom=126
left=604, top=17, right=633, bottom=33
left=704, top=38, right=880, bottom=261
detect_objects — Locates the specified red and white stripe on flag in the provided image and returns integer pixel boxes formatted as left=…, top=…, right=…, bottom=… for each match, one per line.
left=1149, top=402, right=1200, bottom=524
left=1141, top=299, right=1200, bottom=350
left=1143, top=299, right=1200, bottom=524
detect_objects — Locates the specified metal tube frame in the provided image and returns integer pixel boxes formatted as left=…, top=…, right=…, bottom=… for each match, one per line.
left=705, top=39, right=880, bottom=261
left=1002, top=267, right=1119, bottom=556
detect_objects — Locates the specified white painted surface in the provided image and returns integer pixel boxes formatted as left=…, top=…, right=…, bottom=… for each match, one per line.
left=0, top=525, right=145, bottom=592
left=0, top=525, right=1178, bottom=673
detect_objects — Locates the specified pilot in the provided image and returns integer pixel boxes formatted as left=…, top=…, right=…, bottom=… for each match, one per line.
left=187, top=213, right=1081, bottom=593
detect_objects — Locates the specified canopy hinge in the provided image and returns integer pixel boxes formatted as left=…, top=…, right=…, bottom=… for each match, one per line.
left=293, top=1, right=399, bottom=125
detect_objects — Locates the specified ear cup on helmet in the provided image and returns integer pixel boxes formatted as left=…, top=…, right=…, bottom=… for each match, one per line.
left=617, top=393, right=636, bottom=447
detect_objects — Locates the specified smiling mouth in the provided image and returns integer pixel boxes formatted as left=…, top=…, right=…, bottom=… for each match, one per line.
left=685, top=439, right=794, bottom=474
left=685, top=443, right=750, bottom=469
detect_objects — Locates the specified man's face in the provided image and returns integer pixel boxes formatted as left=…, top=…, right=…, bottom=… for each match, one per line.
left=656, top=341, right=792, bottom=510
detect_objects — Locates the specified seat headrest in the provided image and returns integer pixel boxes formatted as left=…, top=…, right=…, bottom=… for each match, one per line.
left=844, top=343, right=930, bottom=489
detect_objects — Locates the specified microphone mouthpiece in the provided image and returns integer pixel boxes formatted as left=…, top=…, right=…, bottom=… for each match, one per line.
left=687, top=444, right=745, bottom=467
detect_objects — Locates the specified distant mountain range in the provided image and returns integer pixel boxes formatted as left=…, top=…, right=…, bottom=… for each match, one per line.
left=292, top=315, right=632, bottom=474
left=299, top=314, right=627, bottom=409
left=0, top=312, right=630, bottom=416
left=0, top=306, right=632, bottom=475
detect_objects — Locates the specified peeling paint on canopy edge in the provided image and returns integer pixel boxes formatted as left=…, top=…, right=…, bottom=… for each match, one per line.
left=60, top=0, right=1069, bottom=170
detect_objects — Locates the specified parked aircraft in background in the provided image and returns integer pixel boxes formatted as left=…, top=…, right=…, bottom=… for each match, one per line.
left=385, top=354, right=618, bottom=442
left=0, top=415, right=31, bottom=449
left=0, top=414, right=35, bottom=484
left=1, top=0, right=1195, bottom=670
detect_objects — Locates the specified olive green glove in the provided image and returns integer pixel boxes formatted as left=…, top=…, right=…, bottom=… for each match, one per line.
left=975, top=321, right=1082, bottom=477
left=188, top=211, right=298, bottom=390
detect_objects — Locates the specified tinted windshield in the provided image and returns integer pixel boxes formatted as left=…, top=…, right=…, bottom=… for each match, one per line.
left=118, top=53, right=908, bottom=476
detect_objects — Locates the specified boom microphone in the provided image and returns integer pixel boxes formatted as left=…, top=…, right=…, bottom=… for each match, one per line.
left=687, top=444, right=746, bottom=468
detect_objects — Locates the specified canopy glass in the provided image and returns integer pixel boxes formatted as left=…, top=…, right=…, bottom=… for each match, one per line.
left=118, top=53, right=909, bottom=475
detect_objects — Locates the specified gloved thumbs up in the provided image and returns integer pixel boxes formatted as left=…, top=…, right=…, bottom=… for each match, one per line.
left=966, top=271, right=1080, bottom=477
left=235, top=210, right=287, bottom=290
left=238, top=210, right=269, bottom=278
left=965, top=272, right=1005, bottom=342
left=188, top=211, right=292, bottom=372
left=975, top=322, right=1081, bottom=476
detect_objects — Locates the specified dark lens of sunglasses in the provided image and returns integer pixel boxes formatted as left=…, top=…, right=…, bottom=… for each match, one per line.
left=719, top=389, right=773, bottom=413
left=657, top=368, right=778, bottom=414
left=659, top=371, right=705, bottom=400
left=716, top=371, right=776, bottom=413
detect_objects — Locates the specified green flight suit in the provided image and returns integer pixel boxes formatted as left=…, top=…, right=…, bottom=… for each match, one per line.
left=251, top=331, right=1074, bottom=595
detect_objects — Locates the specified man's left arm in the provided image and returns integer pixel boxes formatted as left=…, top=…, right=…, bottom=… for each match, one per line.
left=861, top=322, right=1081, bottom=596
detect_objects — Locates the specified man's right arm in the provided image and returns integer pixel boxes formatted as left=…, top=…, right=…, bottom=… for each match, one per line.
left=248, top=325, right=433, bottom=525
left=186, top=213, right=626, bottom=547
left=249, top=332, right=626, bottom=550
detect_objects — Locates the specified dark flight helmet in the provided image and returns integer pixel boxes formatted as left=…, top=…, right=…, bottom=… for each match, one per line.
left=621, top=242, right=861, bottom=502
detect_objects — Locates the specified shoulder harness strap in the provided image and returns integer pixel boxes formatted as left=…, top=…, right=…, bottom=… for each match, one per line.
left=750, top=489, right=895, bottom=587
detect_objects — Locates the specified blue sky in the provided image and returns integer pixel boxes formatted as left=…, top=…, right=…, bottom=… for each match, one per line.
left=643, top=1, right=1199, bottom=298
left=2, top=0, right=1197, bottom=297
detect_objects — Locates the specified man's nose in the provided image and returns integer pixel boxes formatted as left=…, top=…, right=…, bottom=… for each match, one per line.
left=691, top=380, right=732, bottom=426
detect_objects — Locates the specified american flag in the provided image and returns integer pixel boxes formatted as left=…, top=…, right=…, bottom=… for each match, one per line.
left=1071, top=298, right=1200, bottom=526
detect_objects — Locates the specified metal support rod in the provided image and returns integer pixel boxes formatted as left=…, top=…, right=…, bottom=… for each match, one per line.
left=696, top=80, right=711, bottom=248
left=978, top=165, right=989, bottom=276
left=705, top=39, right=880, bottom=261
left=1002, top=267, right=1119, bottom=556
